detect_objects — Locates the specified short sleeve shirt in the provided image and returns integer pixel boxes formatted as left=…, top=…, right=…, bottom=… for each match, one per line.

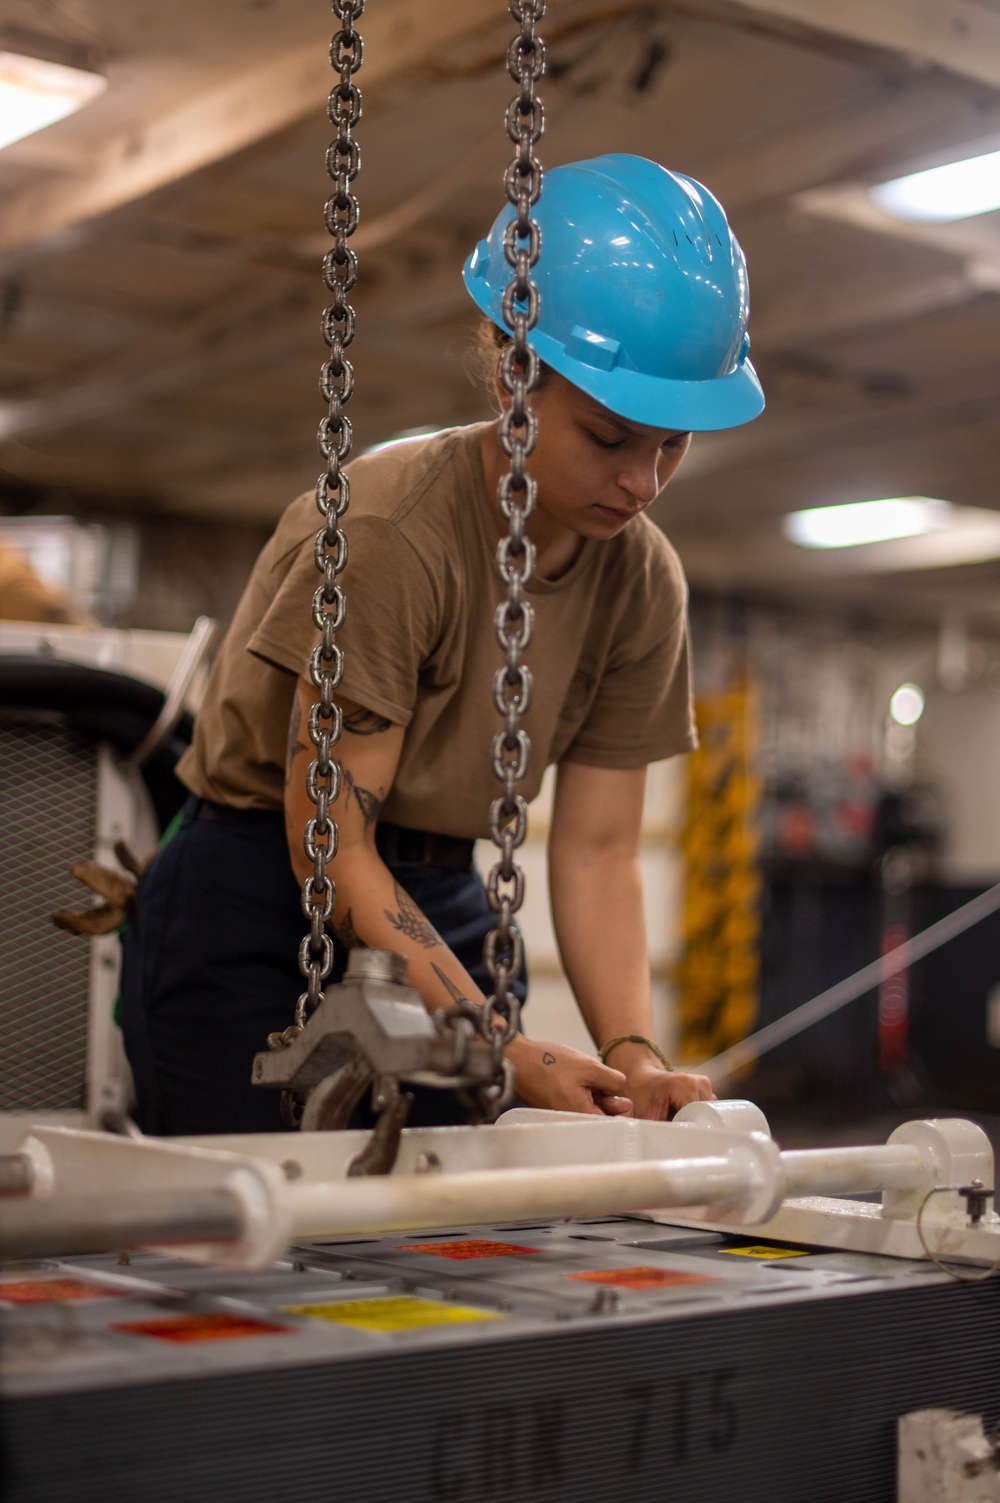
left=176, top=423, right=696, bottom=839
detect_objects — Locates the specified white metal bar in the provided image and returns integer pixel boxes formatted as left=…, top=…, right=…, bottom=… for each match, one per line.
left=123, top=615, right=217, bottom=769
left=781, top=1145, right=924, bottom=1198
left=0, top=1188, right=244, bottom=1260
left=284, top=1156, right=749, bottom=1239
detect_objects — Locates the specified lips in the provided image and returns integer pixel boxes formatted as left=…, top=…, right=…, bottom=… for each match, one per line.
left=595, top=504, right=637, bottom=523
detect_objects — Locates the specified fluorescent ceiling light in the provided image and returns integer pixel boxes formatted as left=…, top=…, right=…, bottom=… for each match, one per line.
left=784, top=498, right=952, bottom=550
left=0, top=50, right=105, bottom=152
left=870, top=148, right=1000, bottom=223
left=889, top=684, right=925, bottom=727
left=781, top=498, right=1000, bottom=572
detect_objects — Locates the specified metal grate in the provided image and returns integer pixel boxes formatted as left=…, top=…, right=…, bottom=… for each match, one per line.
left=0, top=716, right=98, bottom=1111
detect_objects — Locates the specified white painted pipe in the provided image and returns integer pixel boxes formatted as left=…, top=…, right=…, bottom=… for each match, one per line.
left=0, top=1188, right=245, bottom=1260
left=781, top=1145, right=924, bottom=1198
left=284, top=1155, right=750, bottom=1238
left=0, top=1139, right=938, bottom=1264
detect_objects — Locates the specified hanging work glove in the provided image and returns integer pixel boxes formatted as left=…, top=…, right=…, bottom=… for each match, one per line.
left=52, top=842, right=148, bottom=936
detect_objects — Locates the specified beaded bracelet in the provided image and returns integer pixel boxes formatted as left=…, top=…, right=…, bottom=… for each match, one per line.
left=599, top=1034, right=673, bottom=1071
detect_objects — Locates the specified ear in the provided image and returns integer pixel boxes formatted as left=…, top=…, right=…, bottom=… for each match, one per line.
left=493, top=355, right=512, bottom=413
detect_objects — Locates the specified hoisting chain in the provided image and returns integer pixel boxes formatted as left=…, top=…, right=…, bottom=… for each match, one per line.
left=295, top=0, right=365, bottom=1033
left=475, top=0, right=547, bottom=1114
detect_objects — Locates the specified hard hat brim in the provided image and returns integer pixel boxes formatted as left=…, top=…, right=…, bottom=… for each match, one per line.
left=464, top=258, right=765, bottom=433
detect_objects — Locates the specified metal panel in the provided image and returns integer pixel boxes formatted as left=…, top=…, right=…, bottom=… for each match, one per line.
left=0, top=716, right=97, bottom=1111
left=1, top=1225, right=999, bottom=1503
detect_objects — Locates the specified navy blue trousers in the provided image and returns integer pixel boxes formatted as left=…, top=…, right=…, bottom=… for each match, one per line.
left=119, top=798, right=527, bottom=1135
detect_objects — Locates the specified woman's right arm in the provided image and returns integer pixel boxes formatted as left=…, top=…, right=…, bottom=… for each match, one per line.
left=284, top=676, right=629, bottom=1114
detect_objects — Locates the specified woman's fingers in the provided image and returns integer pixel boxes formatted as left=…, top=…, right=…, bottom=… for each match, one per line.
left=508, top=1038, right=637, bottom=1115
left=588, top=1060, right=628, bottom=1096
left=596, top=1093, right=634, bottom=1116
left=670, top=1070, right=715, bottom=1105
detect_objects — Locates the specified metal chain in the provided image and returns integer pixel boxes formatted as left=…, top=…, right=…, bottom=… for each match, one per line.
left=478, top=0, right=547, bottom=1106
left=295, top=0, right=365, bottom=1032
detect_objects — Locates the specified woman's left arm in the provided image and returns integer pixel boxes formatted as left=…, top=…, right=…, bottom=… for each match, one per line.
left=548, top=760, right=715, bottom=1120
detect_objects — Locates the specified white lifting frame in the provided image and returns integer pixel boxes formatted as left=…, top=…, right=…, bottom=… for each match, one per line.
left=0, top=1100, right=996, bottom=1274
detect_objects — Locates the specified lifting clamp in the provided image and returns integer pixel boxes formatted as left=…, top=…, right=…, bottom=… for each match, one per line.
left=252, top=949, right=500, bottom=1173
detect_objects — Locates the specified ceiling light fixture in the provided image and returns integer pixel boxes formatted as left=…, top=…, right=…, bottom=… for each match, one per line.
left=870, top=148, right=1000, bottom=223
left=0, top=49, right=105, bottom=152
left=889, top=684, right=925, bottom=727
left=783, top=498, right=952, bottom=550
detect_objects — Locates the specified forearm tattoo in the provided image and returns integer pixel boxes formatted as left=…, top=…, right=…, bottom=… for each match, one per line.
left=343, top=707, right=392, bottom=736
left=342, top=768, right=383, bottom=830
left=285, top=694, right=309, bottom=786
left=384, top=878, right=441, bottom=949
left=335, top=907, right=367, bottom=950
left=431, top=962, right=470, bottom=1007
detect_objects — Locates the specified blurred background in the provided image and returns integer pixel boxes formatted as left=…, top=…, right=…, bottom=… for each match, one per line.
left=2, top=0, right=999, bottom=1143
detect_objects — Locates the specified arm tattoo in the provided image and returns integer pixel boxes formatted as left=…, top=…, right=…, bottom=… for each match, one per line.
left=285, top=694, right=309, bottom=786
left=335, top=908, right=367, bottom=950
left=343, top=707, right=392, bottom=736
left=384, top=878, right=441, bottom=949
left=342, top=768, right=384, bottom=830
left=431, top=962, right=470, bottom=1007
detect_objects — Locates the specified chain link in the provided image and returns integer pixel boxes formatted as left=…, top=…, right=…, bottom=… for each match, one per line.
left=295, top=0, right=365, bottom=1032
left=477, top=0, right=547, bottom=1108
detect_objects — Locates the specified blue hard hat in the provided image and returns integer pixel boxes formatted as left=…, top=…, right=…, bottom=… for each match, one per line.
left=463, top=154, right=764, bottom=432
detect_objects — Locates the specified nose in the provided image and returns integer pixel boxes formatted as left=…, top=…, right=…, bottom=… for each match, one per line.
left=617, top=455, right=661, bottom=507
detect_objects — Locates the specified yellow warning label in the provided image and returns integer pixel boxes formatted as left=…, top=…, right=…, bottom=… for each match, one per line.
left=282, top=1296, right=504, bottom=1332
left=718, top=1245, right=811, bottom=1260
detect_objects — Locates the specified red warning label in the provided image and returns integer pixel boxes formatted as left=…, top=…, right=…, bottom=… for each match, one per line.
left=0, top=1279, right=122, bottom=1306
left=568, top=1266, right=720, bottom=1290
left=113, top=1313, right=292, bottom=1344
left=395, top=1239, right=540, bottom=1260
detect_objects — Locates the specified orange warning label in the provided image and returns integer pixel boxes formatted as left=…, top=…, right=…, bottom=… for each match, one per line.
left=113, top=1313, right=292, bottom=1344
left=395, top=1239, right=539, bottom=1260
left=0, top=1279, right=122, bottom=1305
left=568, top=1266, right=720, bottom=1290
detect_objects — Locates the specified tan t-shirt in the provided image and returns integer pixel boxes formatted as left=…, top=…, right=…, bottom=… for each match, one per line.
left=177, top=423, right=696, bottom=839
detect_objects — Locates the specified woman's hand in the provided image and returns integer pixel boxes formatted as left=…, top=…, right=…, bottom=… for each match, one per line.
left=619, top=1057, right=715, bottom=1121
left=506, top=1036, right=632, bottom=1116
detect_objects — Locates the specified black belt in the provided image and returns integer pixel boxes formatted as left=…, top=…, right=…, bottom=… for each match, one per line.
left=375, top=822, right=475, bottom=872
left=193, top=797, right=284, bottom=835
left=194, top=799, right=474, bottom=872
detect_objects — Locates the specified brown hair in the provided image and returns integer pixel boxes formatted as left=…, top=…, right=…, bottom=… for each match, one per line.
left=470, top=317, right=552, bottom=411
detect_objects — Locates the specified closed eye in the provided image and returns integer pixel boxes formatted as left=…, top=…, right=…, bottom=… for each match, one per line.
left=585, top=429, right=626, bottom=450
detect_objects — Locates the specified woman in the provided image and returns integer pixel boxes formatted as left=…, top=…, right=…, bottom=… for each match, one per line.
left=120, top=154, right=764, bottom=1135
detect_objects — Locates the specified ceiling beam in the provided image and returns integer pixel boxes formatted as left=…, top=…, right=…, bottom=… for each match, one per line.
left=0, top=0, right=640, bottom=262
left=709, top=0, right=1000, bottom=90
left=750, top=270, right=983, bottom=352
left=666, top=359, right=1000, bottom=499
left=0, top=282, right=469, bottom=446
left=793, top=184, right=1000, bottom=286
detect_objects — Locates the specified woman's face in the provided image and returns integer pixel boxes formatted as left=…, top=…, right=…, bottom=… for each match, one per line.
left=505, top=370, right=692, bottom=541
